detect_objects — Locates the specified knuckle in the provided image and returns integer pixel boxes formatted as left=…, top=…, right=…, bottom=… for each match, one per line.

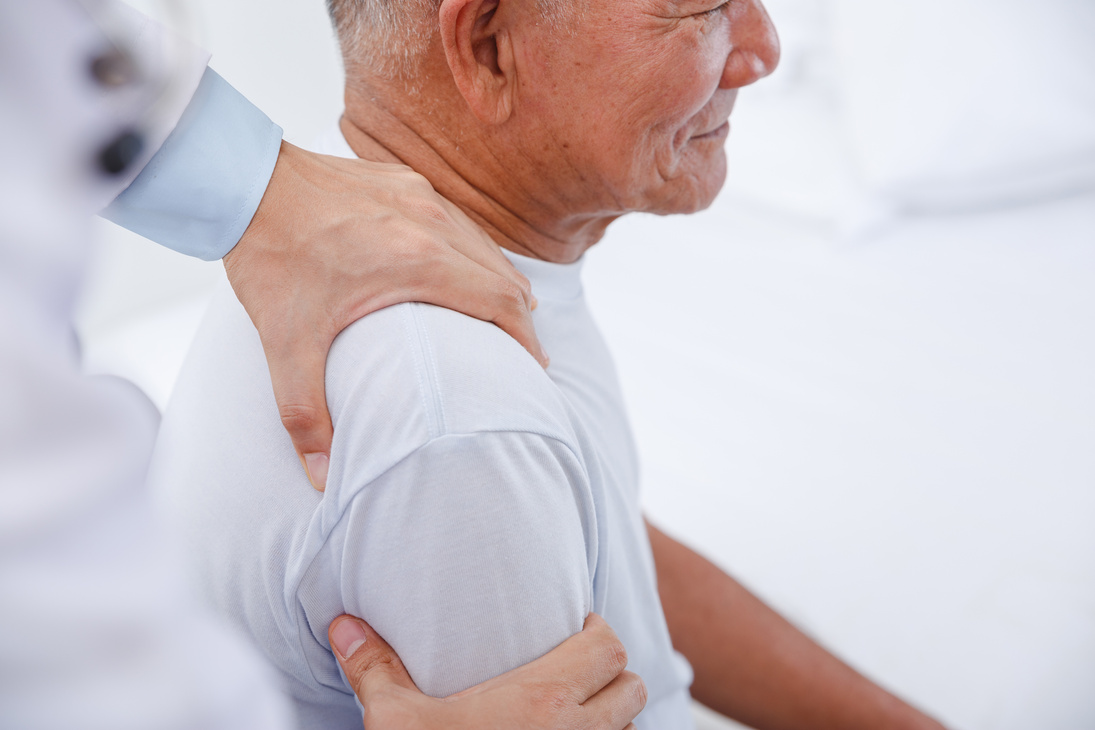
left=599, top=636, right=629, bottom=674
left=357, top=650, right=399, bottom=677
left=496, top=281, right=529, bottom=314
left=352, top=654, right=407, bottom=698
left=515, top=272, right=533, bottom=298
left=402, top=199, right=449, bottom=227
left=405, top=232, right=446, bottom=261
left=421, top=201, right=450, bottom=225
left=395, top=189, right=449, bottom=226
left=626, top=672, right=649, bottom=710
left=278, top=403, right=322, bottom=433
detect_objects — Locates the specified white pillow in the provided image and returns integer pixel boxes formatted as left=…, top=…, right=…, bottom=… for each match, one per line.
left=828, top=0, right=1095, bottom=211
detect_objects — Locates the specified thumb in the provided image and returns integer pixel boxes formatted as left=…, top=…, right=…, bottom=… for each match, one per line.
left=329, top=615, right=421, bottom=706
left=264, top=336, right=335, bottom=491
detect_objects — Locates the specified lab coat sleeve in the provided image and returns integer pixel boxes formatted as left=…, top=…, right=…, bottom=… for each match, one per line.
left=83, top=0, right=210, bottom=209
left=1, top=0, right=296, bottom=726
left=101, top=67, right=283, bottom=261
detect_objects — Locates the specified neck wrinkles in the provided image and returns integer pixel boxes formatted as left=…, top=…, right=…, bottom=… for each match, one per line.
left=339, top=98, right=614, bottom=265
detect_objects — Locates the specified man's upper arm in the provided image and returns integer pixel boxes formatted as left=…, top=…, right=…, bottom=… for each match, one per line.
left=321, top=430, right=595, bottom=698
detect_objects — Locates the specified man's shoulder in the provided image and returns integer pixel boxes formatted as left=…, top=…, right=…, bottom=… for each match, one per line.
left=320, top=301, right=584, bottom=486
left=164, top=288, right=581, bottom=480
left=327, top=301, right=578, bottom=444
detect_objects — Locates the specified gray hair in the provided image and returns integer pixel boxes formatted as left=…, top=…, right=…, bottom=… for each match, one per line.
left=326, top=0, right=433, bottom=79
left=326, top=0, right=574, bottom=81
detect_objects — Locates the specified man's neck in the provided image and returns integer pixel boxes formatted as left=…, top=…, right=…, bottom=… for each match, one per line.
left=339, top=97, right=614, bottom=264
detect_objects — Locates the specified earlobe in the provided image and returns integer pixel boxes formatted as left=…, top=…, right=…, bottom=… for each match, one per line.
left=438, top=0, right=516, bottom=124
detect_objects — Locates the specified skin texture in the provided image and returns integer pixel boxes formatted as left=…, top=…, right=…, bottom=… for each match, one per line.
left=329, top=613, right=645, bottom=730
left=222, top=142, right=548, bottom=489
left=338, top=0, right=779, bottom=264
left=646, top=521, right=949, bottom=729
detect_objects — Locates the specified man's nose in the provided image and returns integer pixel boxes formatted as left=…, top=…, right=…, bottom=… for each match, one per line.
left=720, top=0, right=781, bottom=89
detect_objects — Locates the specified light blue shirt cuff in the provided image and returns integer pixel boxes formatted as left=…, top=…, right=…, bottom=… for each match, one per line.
left=102, top=68, right=283, bottom=261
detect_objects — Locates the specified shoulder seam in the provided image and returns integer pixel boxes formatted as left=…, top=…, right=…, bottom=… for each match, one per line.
left=397, top=304, right=437, bottom=438
left=410, top=303, right=447, bottom=435
left=403, top=303, right=446, bottom=438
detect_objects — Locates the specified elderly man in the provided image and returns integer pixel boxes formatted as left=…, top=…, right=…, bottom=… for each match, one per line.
left=152, top=0, right=948, bottom=727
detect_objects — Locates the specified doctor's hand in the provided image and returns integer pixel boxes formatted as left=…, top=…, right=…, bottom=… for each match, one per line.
left=328, top=613, right=645, bottom=730
left=222, top=141, right=547, bottom=490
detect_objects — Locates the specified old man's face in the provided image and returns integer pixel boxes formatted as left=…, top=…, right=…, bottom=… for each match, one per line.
left=511, top=0, right=779, bottom=218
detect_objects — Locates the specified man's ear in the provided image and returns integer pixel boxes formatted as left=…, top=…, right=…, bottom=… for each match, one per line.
left=438, top=0, right=516, bottom=124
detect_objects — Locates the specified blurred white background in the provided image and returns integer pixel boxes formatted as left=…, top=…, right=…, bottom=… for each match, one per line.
left=79, top=1, right=1095, bottom=728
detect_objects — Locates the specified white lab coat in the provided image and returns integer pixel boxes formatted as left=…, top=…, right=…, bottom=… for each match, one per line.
left=0, top=2, right=291, bottom=727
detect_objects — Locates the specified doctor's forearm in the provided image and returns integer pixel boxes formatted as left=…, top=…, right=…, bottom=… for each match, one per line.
left=645, top=521, right=945, bottom=730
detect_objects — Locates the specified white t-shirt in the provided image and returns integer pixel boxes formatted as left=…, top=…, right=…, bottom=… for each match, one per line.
left=151, top=127, right=695, bottom=730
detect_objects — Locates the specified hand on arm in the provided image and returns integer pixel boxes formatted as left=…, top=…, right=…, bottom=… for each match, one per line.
left=329, top=613, right=645, bottom=730
left=645, top=520, right=947, bottom=730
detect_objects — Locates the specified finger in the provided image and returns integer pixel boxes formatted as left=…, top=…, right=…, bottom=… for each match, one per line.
left=263, top=332, right=335, bottom=490
left=329, top=615, right=421, bottom=704
left=560, top=613, right=631, bottom=700
left=456, top=243, right=535, bottom=314
left=486, top=614, right=627, bottom=704
left=381, top=177, right=533, bottom=312
left=430, top=197, right=535, bottom=311
left=374, top=248, right=548, bottom=368
left=580, top=671, right=647, bottom=730
left=479, top=275, right=548, bottom=368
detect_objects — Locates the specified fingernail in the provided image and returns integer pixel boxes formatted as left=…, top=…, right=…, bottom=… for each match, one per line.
left=530, top=296, right=539, bottom=311
left=304, top=453, right=329, bottom=490
left=331, top=617, right=368, bottom=660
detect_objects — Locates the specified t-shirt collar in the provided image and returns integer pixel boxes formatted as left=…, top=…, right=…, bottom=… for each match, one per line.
left=502, top=249, right=584, bottom=302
